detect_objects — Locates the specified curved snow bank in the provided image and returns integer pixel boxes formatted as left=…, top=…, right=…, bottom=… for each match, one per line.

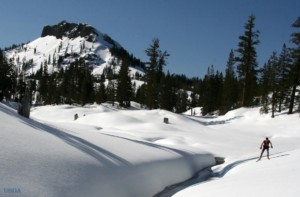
left=174, top=150, right=300, bottom=197
left=0, top=103, right=215, bottom=197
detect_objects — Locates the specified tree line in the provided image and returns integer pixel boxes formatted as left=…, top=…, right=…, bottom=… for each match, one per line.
left=0, top=15, right=299, bottom=117
left=193, top=15, right=300, bottom=116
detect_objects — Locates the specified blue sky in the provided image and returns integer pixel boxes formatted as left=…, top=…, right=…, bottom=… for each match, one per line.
left=0, top=0, right=299, bottom=77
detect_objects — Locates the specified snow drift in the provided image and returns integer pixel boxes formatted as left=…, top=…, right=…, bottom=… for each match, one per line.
left=0, top=102, right=215, bottom=197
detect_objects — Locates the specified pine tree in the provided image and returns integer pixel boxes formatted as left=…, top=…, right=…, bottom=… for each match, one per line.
left=259, top=63, right=269, bottom=114
left=135, top=84, right=147, bottom=108
left=288, top=16, right=300, bottom=114
left=37, top=61, right=50, bottom=104
left=106, top=79, right=116, bottom=106
left=190, top=91, right=198, bottom=112
left=61, top=65, right=73, bottom=104
left=159, top=72, right=175, bottom=111
left=268, top=52, right=280, bottom=118
left=201, top=65, right=220, bottom=115
left=0, top=49, right=15, bottom=101
left=215, top=71, right=224, bottom=113
left=96, top=74, right=107, bottom=104
left=144, top=38, right=169, bottom=109
left=277, top=44, right=293, bottom=111
left=221, top=50, right=238, bottom=114
left=79, top=59, right=94, bottom=106
left=175, top=89, right=188, bottom=113
left=105, top=60, right=117, bottom=106
left=235, top=15, right=260, bottom=107
left=47, top=74, right=58, bottom=104
left=116, top=58, right=132, bottom=108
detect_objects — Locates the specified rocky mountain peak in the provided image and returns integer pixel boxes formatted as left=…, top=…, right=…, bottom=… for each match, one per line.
left=4, top=21, right=145, bottom=78
left=41, top=21, right=98, bottom=42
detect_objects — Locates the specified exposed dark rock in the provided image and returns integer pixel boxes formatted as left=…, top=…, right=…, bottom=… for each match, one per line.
left=41, top=21, right=98, bottom=42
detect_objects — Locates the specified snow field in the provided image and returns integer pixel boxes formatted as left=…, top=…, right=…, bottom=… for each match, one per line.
left=30, top=103, right=300, bottom=197
left=1, top=102, right=300, bottom=197
left=174, top=149, right=300, bottom=197
left=0, top=103, right=215, bottom=197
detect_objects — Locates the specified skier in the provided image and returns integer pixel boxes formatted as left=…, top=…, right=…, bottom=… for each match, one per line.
left=257, top=137, right=273, bottom=161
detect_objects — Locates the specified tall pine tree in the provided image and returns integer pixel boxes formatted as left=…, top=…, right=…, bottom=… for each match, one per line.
left=288, top=16, right=300, bottom=114
left=267, top=52, right=280, bottom=118
left=144, top=38, right=169, bottom=109
left=277, top=44, right=293, bottom=111
left=116, top=58, right=132, bottom=108
left=221, top=50, right=238, bottom=114
left=235, top=15, right=260, bottom=107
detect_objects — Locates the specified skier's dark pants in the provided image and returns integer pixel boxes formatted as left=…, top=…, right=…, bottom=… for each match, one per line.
left=260, top=147, right=269, bottom=159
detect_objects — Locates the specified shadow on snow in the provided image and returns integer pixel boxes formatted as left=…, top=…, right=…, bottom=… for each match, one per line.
left=184, top=115, right=243, bottom=126
left=155, top=152, right=289, bottom=197
left=0, top=103, right=131, bottom=167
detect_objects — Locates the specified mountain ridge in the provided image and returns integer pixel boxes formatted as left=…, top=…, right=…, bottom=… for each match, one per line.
left=4, top=21, right=145, bottom=78
left=41, top=21, right=98, bottom=42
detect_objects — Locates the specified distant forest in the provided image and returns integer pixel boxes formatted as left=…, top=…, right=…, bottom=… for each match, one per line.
left=1, top=15, right=299, bottom=117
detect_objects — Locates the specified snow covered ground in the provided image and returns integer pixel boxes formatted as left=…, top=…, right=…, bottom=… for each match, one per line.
left=0, top=102, right=214, bottom=197
left=1, top=102, right=300, bottom=197
left=175, top=109, right=300, bottom=197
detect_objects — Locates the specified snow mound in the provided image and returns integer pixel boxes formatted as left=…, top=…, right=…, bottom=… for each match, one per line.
left=0, top=102, right=215, bottom=197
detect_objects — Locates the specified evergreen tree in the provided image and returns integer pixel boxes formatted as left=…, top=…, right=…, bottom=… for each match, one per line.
left=58, top=58, right=94, bottom=105
left=159, top=72, right=176, bottom=111
left=259, top=52, right=284, bottom=117
left=47, top=73, right=58, bottom=104
left=190, top=91, right=198, bottom=112
left=259, top=63, right=270, bottom=114
left=221, top=50, right=238, bottom=114
left=144, top=38, right=169, bottom=109
left=135, top=84, right=147, bottom=108
left=201, top=65, right=223, bottom=115
left=96, top=74, right=107, bottom=104
left=0, top=49, right=16, bottom=101
left=106, top=79, right=116, bottom=106
left=105, top=60, right=117, bottom=106
left=268, top=52, right=280, bottom=117
left=60, top=65, right=70, bottom=104
left=38, top=62, right=50, bottom=104
left=215, top=71, right=224, bottom=113
left=288, top=16, right=300, bottom=114
left=277, top=44, right=293, bottom=111
left=175, top=89, right=188, bottom=113
left=235, top=15, right=260, bottom=107
left=79, top=59, right=94, bottom=106
left=116, top=58, right=132, bottom=108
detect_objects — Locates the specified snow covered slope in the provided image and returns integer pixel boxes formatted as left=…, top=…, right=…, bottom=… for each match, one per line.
left=0, top=102, right=214, bottom=197
left=30, top=103, right=300, bottom=197
left=1, top=101, right=300, bottom=197
left=174, top=149, right=300, bottom=197
left=174, top=108, right=300, bottom=197
left=4, top=21, right=144, bottom=78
